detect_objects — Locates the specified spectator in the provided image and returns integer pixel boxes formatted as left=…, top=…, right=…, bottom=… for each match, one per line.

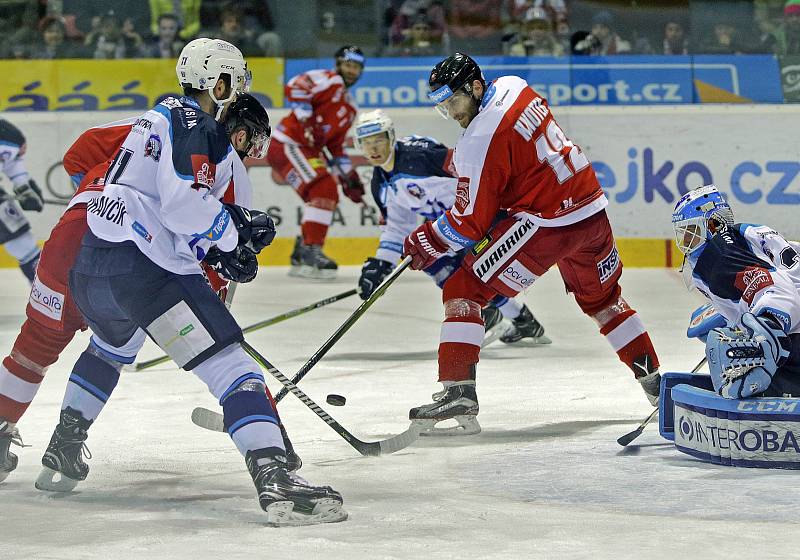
left=30, top=16, right=83, bottom=59
left=145, top=13, right=185, bottom=58
left=570, top=30, right=601, bottom=55
left=766, top=0, right=800, bottom=55
left=590, top=10, right=631, bottom=55
left=663, top=21, right=689, bottom=54
left=505, top=0, right=568, bottom=40
left=204, top=6, right=260, bottom=56
left=389, top=0, right=448, bottom=47
left=387, top=12, right=444, bottom=56
left=449, top=0, right=503, bottom=40
left=201, top=1, right=282, bottom=56
left=85, top=11, right=146, bottom=59
left=699, top=20, right=756, bottom=54
left=504, top=7, right=564, bottom=56
left=150, top=0, right=201, bottom=41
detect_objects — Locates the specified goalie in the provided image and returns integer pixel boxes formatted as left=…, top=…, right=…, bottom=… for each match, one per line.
left=672, top=184, right=800, bottom=399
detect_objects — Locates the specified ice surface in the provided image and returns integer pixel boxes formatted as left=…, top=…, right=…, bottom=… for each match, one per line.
left=3, top=267, right=800, bottom=560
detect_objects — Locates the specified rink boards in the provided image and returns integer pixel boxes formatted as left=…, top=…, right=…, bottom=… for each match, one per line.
left=2, top=105, right=800, bottom=267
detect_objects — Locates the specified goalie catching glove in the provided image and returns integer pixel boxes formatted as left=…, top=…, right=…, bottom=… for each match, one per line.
left=706, top=312, right=791, bottom=399
left=204, top=245, right=259, bottom=283
left=13, top=179, right=44, bottom=212
left=403, top=221, right=449, bottom=270
left=224, top=204, right=276, bottom=253
left=358, top=257, right=394, bottom=300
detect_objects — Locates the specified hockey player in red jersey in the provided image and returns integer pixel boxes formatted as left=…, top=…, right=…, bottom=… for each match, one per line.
left=0, top=94, right=275, bottom=483
left=403, top=53, right=661, bottom=435
left=267, top=45, right=366, bottom=279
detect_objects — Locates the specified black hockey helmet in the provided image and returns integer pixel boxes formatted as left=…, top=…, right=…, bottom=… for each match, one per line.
left=334, top=44, right=366, bottom=67
left=225, top=93, right=271, bottom=159
left=427, top=53, right=485, bottom=105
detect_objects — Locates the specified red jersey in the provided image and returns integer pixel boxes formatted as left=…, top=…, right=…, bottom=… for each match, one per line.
left=62, top=117, right=137, bottom=188
left=432, top=76, right=607, bottom=250
left=273, top=69, right=358, bottom=158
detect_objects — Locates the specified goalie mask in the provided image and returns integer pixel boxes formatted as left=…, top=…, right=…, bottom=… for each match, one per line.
left=353, top=110, right=395, bottom=167
left=672, top=185, right=734, bottom=255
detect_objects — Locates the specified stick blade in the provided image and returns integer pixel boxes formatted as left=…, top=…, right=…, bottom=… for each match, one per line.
left=616, top=427, right=645, bottom=447
left=191, top=407, right=225, bottom=432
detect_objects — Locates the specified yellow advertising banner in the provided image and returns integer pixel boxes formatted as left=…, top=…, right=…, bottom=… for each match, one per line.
left=0, top=57, right=284, bottom=111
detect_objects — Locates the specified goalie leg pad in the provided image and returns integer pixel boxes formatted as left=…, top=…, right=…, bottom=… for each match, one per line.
left=706, top=313, right=790, bottom=399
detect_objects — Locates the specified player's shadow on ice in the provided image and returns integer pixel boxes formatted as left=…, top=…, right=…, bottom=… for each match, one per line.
left=411, top=419, right=635, bottom=448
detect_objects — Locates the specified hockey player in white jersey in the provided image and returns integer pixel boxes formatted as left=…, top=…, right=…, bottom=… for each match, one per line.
left=30, top=39, right=346, bottom=525
left=0, top=118, right=44, bottom=282
left=672, top=185, right=800, bottom=398
left=353, top=110, right=549, bottom=345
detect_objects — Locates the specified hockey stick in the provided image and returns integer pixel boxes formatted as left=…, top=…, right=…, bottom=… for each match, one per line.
left=241, top=339, right=421, bottom=456
left=191, top=257, right=411, bottom=431
left=617, top=356, right=708, bottom=447
left=132, top=288, right=358, bottom=371
left=273, top=256, right=412, bottom=403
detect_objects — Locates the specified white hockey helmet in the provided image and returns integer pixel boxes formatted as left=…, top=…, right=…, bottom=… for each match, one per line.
left=353, top=110, right=395, bottom=153
left=672, top=184, right=734, bottom=255
left=176, top=38, right=251, bottom=111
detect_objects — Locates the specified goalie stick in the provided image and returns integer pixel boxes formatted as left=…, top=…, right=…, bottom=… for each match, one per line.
left=132, top=288, right=358, bottom=371
left=240, top=340, right=421, bottom=456
left=617, top=356, right=708, bottom=447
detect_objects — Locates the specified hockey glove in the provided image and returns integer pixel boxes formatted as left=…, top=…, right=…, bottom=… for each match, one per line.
left=204, top=245, right=259, bottom=284
left=706, top=312, right=790, bottom=399
left=358, top=257, right=395, bottom=300
left=341, top=170, right=365, bottom=204
left=223, top=204, right=276, bottom=253
left=14, top=179, right=44, bottom=212
left=403, top=221, right=449, bottom=271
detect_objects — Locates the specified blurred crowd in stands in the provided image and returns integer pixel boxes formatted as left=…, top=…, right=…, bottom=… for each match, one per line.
left=1, top=0, right=800, bottom=60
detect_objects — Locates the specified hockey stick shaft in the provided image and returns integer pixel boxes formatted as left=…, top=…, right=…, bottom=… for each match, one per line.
left=241, top=340, right=419, bottom=456
left=133, top=288, right=358, bottom=371
left=274, top=256, right=412, bottom=403
left=617, top=356, right=708, bottom=446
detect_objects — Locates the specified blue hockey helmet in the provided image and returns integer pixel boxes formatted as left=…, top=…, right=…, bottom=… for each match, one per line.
left=672, top=185, right=734, bottom=255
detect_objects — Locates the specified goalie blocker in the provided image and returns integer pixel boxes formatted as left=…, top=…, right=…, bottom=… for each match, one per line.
left=658, top=372, right=800, bottom=469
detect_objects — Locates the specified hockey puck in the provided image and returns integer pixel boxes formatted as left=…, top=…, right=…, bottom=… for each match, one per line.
left=326, top=394, right=346, bottom=406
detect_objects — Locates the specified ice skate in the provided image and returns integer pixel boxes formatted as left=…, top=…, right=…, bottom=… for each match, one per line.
left=0, top=418, right=24, bottom=483
left=410, top=381, right=481, bottom=436
left=288, top=236, right=303, bottom=277
left=296, top=243, right=338, bottom=280
left=35, top=407, right=92, bottom=492
left=246, top=449, right=347, bottom=526
left=481, top=304, right=510, bottom=348
left=500, top=304, right=552, bottom=345
left=634, top=355, right=661, bottom=407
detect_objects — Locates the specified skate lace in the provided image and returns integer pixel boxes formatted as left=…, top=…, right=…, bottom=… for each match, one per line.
left=9, top=428, right=29, bottom=449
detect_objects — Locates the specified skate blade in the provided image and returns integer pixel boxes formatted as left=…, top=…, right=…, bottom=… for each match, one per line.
left=414, top=416, right=482, bottom=437
left=296, top=265, right=337, bottom=280
left=482, top=320, right=512, bottom=348
left=288, top=265, right=303, bottom=277
left=0, top=470, right=10, bottom=483
left=502, top=334, right=553, bottom=346
left=35, top=467, right=80, bottom=492
left=265, top=499, right=348, bottom=527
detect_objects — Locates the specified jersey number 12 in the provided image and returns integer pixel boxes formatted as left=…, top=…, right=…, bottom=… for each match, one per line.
left=534, top=121, right=589, bottom=184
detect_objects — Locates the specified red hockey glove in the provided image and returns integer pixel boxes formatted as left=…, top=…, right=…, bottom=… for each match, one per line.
left=403, top=221, right=449, bottom=271
left=341, top=170, right=365, bottom=204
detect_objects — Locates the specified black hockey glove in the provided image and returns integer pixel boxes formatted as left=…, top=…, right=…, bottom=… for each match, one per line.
left=204, top=245, right=259, bottom=283
left=224, top=204, right=276, bottom=253
left=358, top=257, right=395, bottom=300
left=13, top=179, right=44, bottom=212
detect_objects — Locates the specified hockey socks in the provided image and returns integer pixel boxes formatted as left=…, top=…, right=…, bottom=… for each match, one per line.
left=0, top=319, right=75, bottom=424
left=439, top=298, right=484, bottom=383
left=61, top=345, right=123, bottom=422
left=220, top=373, right=285, bottom=456
left=494, top=296, right=523, bottom=320
left=592, top=297, right=660, bottom=376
